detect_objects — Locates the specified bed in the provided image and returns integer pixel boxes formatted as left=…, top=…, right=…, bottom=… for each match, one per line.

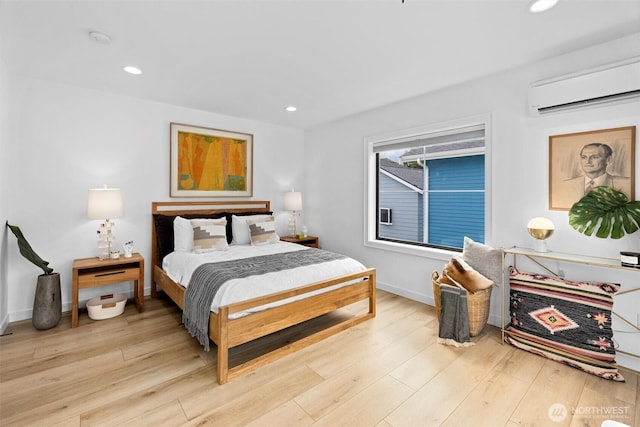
left=151, top=201, right=376, bottom=384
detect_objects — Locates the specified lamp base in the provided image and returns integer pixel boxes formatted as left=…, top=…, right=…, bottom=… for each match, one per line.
left=288, top=212, right=298, bottom=236
left=533, top=239, right=549, bottom=253
left=97, top=219, right=115, bottom=259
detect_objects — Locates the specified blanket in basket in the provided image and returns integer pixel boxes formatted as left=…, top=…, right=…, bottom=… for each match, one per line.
left=437, top=284, right=474, bottom=347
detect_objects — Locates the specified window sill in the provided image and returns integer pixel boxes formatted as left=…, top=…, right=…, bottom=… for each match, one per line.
left=364, top=238, right=456, bottom=261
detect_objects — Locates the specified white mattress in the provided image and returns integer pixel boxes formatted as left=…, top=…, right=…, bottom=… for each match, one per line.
left=162, top=241, right=367, bottom=316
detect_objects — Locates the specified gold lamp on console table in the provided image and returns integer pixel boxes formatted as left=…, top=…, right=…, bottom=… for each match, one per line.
left=527, top=217, right=554, bottom=252
left=87, top=185, right=123, bottom=260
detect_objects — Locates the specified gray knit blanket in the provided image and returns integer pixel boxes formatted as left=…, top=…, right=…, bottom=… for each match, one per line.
left=437, top=284, right=474, bottom=347
left=183, top=248, right=347, bottom=351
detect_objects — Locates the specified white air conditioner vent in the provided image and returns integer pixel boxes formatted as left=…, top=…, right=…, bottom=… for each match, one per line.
left=529, top=58, right=640, bottom=115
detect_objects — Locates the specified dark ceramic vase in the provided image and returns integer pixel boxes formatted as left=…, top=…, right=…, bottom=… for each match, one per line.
left=33, top=273, right=61, bottom=330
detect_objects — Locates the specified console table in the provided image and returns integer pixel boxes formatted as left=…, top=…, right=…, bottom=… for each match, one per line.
left=501, top=246, right=639, bottom=359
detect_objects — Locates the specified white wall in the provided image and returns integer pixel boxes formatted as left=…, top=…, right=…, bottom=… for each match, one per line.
left=305, top=33, right=640, bottom=370
left=4, top=76, right=305, bottom=324
left=3, top=32, right=639, bottom=370
left=0, top=52, right=9, bottom=332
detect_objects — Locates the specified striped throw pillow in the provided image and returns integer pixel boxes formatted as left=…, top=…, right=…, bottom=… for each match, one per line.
left=191, top=218, right=228, bottom=253
left=247, top=216, right=279, bottom=245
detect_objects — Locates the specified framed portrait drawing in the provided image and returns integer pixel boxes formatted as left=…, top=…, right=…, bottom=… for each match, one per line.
left=170, top=123, right=253, bottom=197
left=549, top=126, right=635, bottom=210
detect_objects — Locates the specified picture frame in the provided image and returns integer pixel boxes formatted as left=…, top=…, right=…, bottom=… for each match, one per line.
left=170, top=123, right=253, bottom=197
left=549, top=126, right=635, bottom=210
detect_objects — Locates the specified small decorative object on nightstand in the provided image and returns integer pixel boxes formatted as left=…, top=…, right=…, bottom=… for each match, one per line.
left=297, top=225, right=308, bottom=239
left=122, top=240, right=134, bottom=258
left=71, top=253, right=144, bottom=328
left=280, top=235, right=319, bottom=248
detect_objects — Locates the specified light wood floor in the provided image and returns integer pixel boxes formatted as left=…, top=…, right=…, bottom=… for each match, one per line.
left=1, top=290, right=638, bottom=427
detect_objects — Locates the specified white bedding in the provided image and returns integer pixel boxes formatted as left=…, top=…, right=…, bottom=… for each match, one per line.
left=162, top=241, right=367, bottom=316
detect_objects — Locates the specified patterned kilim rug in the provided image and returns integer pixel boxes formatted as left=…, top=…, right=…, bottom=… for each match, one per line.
left=505, top=267, right=624, bottom=382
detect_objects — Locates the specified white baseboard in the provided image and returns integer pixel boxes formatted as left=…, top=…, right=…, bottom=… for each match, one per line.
left=0, top=312, right=9, bottom=335
left=9, top=309, right=32, bottom=323
left=376, top=280, right=503, bottom=328
left=7, top=287, right=148, bottom=324
left=376, top=280, right=434, bottom=306
left=616, top=353, right=640, bottom=373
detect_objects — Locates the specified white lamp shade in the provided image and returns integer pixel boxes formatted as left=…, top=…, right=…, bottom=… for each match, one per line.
left=527, top=217, right=554, bottom=232
left=283, top=191, right=302, bottom=211
left=87, top=187, right=123, bottom=219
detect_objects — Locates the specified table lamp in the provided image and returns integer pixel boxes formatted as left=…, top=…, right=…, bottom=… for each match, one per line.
left=88, top=185, right=123, bottom=260
left=283, top=189, right=302, bottom=237
left=527, top=217, right=554, bottom=252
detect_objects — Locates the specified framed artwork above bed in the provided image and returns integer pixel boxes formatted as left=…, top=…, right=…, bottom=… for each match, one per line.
left=170, top=122, right=253, bottom=197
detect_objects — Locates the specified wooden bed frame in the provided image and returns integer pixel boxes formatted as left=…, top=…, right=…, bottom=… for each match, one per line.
left=151, top=201, right=376, bottom=384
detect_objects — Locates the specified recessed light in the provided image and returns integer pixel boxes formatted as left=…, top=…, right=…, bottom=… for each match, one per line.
left=123, top=66, right=143, bottom=75
left=285, top=105, right=297, bottom=112
left=529, top=0, right=558, bottom=13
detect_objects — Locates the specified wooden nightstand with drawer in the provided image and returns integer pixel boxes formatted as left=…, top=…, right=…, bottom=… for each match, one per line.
left=71, top=253, right=144, bottom=327
left=280, top=235, right=319, bottom=248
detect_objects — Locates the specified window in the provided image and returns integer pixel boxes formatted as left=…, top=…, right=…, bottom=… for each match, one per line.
left=380, top=208, right=392, bottom=225
left=365, top=115, right=490, bottom=255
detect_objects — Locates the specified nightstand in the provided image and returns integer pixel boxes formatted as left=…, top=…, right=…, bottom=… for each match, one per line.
left=71, top=253, right=144, bottom=328
left=280, top=235, right=319, bottom=248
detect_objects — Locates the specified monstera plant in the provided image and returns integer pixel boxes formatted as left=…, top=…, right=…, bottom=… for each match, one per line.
left=569, top=186, right=640, bottom=239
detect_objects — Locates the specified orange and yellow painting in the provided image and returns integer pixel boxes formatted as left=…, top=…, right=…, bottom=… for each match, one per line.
left=170, top=123, right=253, bottom=197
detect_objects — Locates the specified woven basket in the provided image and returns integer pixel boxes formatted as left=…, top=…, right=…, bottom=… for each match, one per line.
left=432, top=271, right=492, bottom=337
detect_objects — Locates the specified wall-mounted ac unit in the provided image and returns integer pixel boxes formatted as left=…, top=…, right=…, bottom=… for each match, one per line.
left=529, top=57, right=640, bottom=115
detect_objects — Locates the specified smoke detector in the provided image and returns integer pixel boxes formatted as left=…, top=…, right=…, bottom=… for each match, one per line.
left=89, top=31, right=112, bottom=45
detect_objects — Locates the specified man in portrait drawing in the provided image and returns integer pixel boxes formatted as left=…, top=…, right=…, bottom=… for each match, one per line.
left=561, top=142, right=631, bottom=203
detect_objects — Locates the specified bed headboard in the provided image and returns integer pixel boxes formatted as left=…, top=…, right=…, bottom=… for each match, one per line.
left=151, top=200, right=271, bottom=267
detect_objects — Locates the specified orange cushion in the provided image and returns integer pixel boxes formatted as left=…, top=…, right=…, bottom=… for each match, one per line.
left=436, top=272, right=458, bottom=288
left=443, top=256, right=493, bottom=293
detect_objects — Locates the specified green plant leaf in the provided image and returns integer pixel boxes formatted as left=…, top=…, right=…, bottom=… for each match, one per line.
left=569, top=186, right=640, bottom=239
left=6, top=222, right=54, bottom=274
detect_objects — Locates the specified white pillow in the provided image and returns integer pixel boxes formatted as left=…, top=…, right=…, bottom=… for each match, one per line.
left=247, top=216, right=279, bottom=246
left=173, top=216, right=194, bottom=252
left=231, top=214, right=271, bottom=245
left=191, top=218, right=228, bottom=253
